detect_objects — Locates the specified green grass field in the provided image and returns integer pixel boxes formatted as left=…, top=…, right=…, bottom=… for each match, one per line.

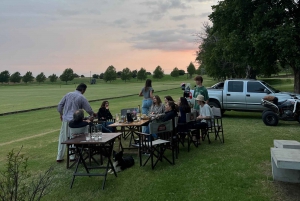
left=0, top=76, right=299, bottom=201
left=0, top=75, right=218, bottom=114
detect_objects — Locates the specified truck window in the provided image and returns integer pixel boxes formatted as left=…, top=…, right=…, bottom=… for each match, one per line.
left=247, top=82, right=265, bottom=93
left=228, top=81, right=243, bottom=92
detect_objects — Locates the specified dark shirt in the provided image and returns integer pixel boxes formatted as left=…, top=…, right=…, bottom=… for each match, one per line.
left=98, top=107, right=113, bottom=121
left=69, top=120, right=91, bottom=128
left=178, top=107, right=187, bottom=123
left=162, top=110, right=178, bottom=122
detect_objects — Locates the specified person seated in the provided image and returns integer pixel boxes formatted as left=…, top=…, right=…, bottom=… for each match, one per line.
left=69, top=109, right=93, bottom=129
left=97, top=100, right=115, bottom=133
left=161, top=101, right=178, bottom=122
left=144, top=101, right=177, bottom=140
left=193, top=95, right=213, bottom=140
left=148, top=95, right=165, bottom=116
left=68, top=109, right=93, bottom=161
left=177, top=97, right=191, bottom=138
left=164, top=95, right=179, bottom=112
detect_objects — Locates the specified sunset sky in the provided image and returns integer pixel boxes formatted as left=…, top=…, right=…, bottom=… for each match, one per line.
left=0, top=0, right=217, bottom=77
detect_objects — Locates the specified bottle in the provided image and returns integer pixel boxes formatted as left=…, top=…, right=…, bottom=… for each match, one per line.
left=137, top=105, right=141, bottom=120
left=127, top=110, right=133, bottom=123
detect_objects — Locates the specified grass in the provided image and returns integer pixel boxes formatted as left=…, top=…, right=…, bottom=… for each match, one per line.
left=0, top=75, right=218, bottom=114
left=0, top=77, right=299, bottom=201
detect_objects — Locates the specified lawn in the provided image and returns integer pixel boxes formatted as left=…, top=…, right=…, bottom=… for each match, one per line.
left=0, top=75, right=218, bottom=114
left=0, top=77, right=299, bottom=201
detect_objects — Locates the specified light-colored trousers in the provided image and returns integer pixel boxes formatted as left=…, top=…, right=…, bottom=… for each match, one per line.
left=56, top=121, right=73, bottom=160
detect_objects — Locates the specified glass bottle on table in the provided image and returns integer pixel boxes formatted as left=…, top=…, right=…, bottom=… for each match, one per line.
left=116, top=113, right=120, bottom=122
left=137, top=105, right=141, bottom=121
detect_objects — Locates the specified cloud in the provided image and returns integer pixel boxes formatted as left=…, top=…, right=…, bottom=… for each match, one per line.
left=113, top=18, right=129, bottom=28
left=199, top=12, right=211, bottom=18
left=130, top=29, right=198, bottom=51
left=178, top=24, right=187, bottom=28
left=170, top=14, right=196, bottom=21
left=140, top=0, right=190, bottom=20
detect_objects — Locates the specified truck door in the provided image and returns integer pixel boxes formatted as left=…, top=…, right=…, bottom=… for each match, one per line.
left=246, top=81, right=268, bottom=111
left=225, top=81, right=246, bottom=110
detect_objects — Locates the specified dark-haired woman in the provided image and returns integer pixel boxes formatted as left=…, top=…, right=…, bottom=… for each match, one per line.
left=164, top=95, right=179, bottom=112
left=97, top=100, right=115, bottom=133
left=177, top=97, right=191, bottom=139
left=161, top=101, right=178, bottom=122
left=139, top=79, right=154, bottom=132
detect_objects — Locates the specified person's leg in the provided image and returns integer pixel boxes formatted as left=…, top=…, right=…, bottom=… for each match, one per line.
left=105, top=121, right=115, bottom=132
left=56, top=121, right=69, bottom=161
left=142, top=99, right=152, bottom=132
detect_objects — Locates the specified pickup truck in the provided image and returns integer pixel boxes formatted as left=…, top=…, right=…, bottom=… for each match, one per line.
left=185, top=79, right=300, bottom=113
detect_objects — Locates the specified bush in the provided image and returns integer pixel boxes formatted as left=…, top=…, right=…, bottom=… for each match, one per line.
left=0, top=147, right=53, bottom=201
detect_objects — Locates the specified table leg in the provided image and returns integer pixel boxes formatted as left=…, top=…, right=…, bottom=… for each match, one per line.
left=70, top=145, right=90, bottom=189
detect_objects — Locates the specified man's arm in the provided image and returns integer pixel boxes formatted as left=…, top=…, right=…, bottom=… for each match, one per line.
left=81, top=97, right=95, bottom=116
left=57, top=95, right=66, bottom=121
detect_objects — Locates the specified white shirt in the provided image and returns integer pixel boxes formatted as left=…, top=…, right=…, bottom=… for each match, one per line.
left=199, top=104, right=213, bottom=126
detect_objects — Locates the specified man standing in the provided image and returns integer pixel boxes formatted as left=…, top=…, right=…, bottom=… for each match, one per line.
left=56, top=83, right=96, bottom=162
left=193, top=75, right=209, bottom=110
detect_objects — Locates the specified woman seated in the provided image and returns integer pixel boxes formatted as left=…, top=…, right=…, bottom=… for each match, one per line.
left=97, top=100, right=115, bottom=133
left=158, top=101, right=178, bottom=122
left=177, top=97, right=191, bottom=135
left=164, top=95, right=179, bottom=112
left=148, top=95, right=165, bottom=116
left=145, top=101, right=177, bottom=140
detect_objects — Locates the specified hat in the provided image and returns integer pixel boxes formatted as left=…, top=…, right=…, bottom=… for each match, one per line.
left=195, top=94, right=204, bottom=101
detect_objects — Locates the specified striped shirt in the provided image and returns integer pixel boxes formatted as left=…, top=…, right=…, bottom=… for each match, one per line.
left=148, top=104, right=165, bottom=116
left=57, top=90, right=94, bottom=121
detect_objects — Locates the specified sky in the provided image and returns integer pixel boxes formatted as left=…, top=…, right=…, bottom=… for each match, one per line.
left=0, top=0, right=218, bottom=77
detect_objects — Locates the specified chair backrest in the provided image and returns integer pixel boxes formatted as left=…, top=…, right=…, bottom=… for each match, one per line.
left=121, top=108, right=138, bottom=116
left=211, top=107, right=221, bottom=118
left=174, top=116, right=178, bottom=128
left=149, top=119, right=173, bottom=134
left=69, top=126, right=89, bottom=138
left=186, top=111, right=197, bottom=123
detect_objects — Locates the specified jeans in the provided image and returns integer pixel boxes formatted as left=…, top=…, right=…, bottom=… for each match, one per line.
left=142, top=99, right=152, bottom=115
left=142, top=99, right=152, bottom=133
left=96, top=122, right=115, bottom=133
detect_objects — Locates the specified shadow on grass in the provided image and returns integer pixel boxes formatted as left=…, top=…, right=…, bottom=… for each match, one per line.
left=273, top=181, right=300, bottom=201
left=223, top=111, right=262, bottom=120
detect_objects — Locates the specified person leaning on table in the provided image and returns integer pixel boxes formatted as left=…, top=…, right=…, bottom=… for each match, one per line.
left=56, top=83, right=97, bottom=163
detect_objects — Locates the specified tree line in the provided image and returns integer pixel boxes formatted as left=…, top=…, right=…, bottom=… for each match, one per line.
left=0, top=62, right=200, bottom=84
left=196, top=0, right=300, bottom=93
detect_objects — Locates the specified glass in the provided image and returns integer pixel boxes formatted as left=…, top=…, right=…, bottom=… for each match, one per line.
left=116, top=113, right=120, bottom=122
left=85, top=133, right=90, bottom=141
left=98, top=124, right=102, bottom=139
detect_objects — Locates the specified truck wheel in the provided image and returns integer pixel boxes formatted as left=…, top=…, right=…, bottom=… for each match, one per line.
left=262, top=111, right=279, bottom=126
left=208, top=101, right=220, bottom=109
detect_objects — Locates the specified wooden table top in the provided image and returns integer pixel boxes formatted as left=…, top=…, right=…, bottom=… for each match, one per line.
left=108, top=119, right=149, bottom=127
left=62, top=132, right=122, bottom=145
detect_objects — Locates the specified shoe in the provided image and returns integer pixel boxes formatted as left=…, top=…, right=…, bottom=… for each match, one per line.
left=69, top=159, right=76, bottom=162
left=56, top=159, right=64, bottom=163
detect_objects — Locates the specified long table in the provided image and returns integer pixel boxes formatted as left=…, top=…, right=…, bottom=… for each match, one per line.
left=62, top=132, right=122, bottom=189
left=109, top=119, right=149, bottom=151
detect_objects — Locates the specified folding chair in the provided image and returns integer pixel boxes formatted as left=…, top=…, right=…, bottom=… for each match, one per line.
left=201, top=107, right=215, bottom=144
left=67, top=126, right=89, bottom=169
left=211, top=107, right=224, bottom=143
left=136, top=119, right=175, bottom=169
left=185, top=111, right=200, bottom=151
